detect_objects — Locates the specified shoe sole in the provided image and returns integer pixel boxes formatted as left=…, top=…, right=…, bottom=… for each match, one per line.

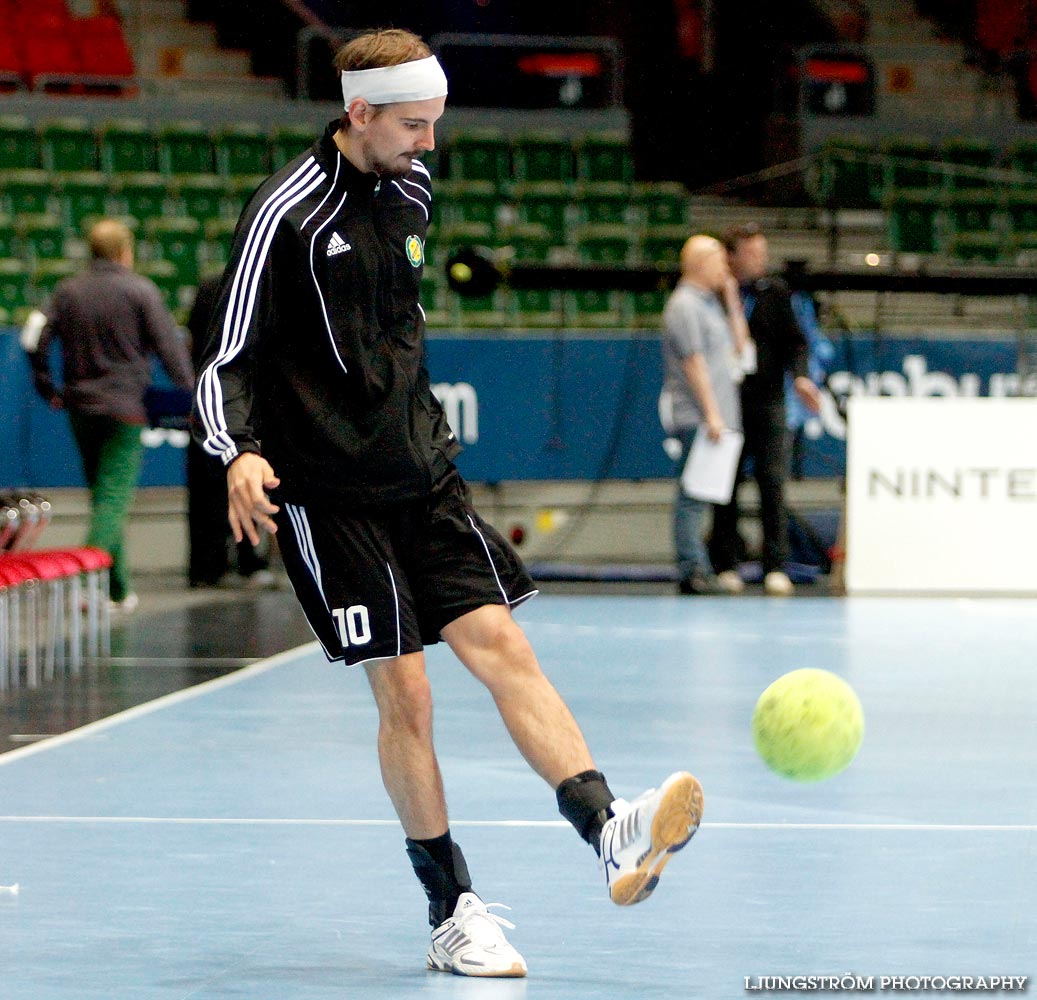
left=427, top=954, right=527, bottom=978
left=610, top=771, right=704, bottom=906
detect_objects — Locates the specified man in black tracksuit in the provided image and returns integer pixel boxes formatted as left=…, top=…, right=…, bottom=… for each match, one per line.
left=710, top=224, right=821, bottom=596
left=191, top=28, right=701, bottom=978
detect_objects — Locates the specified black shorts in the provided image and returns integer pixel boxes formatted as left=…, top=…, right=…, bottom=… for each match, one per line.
left=273, top=468, right=538, bottom=665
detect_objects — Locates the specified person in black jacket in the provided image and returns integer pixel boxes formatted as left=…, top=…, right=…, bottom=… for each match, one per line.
left=191, top=28, right=702, bottom=978
left=710, top=224, right=821, bottom=596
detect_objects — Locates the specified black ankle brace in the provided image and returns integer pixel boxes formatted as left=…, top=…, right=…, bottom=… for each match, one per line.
left=556, top=769, right=615, bottom=851
left=405, top=836, right=473, bottom=927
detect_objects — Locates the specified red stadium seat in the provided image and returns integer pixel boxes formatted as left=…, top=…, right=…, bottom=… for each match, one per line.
left=22, top=34, right=82, bottom=92
left=0, top=545, right=111, bottom=687
left=0, top=558, right=33, bottom=691
left=0, top=32, right=23, bottom=92
left=74, top=15, right=136, bottom=91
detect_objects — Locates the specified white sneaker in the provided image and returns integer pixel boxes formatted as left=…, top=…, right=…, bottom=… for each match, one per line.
left=763, top=571, right=794, bottom=596
left=716, top=570, right=745, bottom=595
left=427, top=893, right=527, bottom=978
left=599, top=771, right=704, bottom=906
left=109, top=592, right=138, bottom=614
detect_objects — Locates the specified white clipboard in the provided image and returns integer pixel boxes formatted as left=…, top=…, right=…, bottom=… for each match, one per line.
left=680, top=428, right=744, bottom=503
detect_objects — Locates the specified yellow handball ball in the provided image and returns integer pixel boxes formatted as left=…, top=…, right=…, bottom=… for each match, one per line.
left=752, top=669, right=864, bottom=782
left=449, top=261, right=473, bottom=284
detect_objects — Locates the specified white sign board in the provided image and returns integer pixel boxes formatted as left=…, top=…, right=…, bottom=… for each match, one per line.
left=845, top=396, right=1037, bottom=594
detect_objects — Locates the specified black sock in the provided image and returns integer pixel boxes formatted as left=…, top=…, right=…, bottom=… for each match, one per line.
left=405, top=832, right=473, bottom=927
left=556, top=769, right=616, bottom=855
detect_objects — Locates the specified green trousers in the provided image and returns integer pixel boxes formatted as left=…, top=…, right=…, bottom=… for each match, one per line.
left=68, top=411, right=144, bottom=602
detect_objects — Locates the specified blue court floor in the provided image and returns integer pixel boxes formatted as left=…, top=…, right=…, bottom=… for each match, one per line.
left=1, top=595, right=1034, bottom=999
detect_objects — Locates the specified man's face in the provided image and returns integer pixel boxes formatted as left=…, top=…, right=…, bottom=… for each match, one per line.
left=729, top=234, right=769, bottom=283
left=701, top=245, right=732, bottom=292
left=357, top=96, right=446, bottom=177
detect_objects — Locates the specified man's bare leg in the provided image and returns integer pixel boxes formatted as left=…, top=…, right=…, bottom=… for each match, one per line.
left=364, top=652, right=447, bottom=838
left=441, top=604, right=597, bottom=785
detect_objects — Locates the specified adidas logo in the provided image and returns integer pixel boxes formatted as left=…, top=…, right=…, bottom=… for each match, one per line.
left=326, top=232, right=351, bottom=257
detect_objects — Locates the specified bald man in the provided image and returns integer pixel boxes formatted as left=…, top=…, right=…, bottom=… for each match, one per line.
left=659, top=235, right=750, bottom=596
left=29, top=218, right=193, bottom=610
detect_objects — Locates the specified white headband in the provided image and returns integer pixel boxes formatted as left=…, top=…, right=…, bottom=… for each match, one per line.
left=341, top=55, right=448, bottom=108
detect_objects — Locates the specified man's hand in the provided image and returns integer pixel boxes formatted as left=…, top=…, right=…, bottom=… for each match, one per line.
left=793, top=376, right=823, bottom=415
left=227, top=453, right=280, bottom=546
left=704, top=412, right=725, bottom=442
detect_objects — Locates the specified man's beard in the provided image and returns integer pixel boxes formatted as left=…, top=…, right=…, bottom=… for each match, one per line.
left=374, top=151, right=421, bottom=178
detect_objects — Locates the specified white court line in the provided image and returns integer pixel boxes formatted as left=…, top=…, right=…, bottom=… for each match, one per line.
left=0, top=817, right=1032, bottom=832
left=0, top=642, right=321, bottom=768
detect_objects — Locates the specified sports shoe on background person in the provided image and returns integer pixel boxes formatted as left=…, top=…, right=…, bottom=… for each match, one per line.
left=427, top=893, right=527, bottom=977
left=716, top=569, right=745, bottom=595
left=599, top=771, right=704, bottom=906
left=763, top=570, right=794, bottom=596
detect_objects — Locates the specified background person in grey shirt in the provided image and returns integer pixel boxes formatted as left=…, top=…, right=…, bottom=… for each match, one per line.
left=28, top=219, right=193, bottom=610
left=659, top=235, right=749, bottom=595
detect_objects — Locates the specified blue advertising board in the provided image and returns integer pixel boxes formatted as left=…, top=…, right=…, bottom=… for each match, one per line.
left=0, top=325, right=1027, bottom=488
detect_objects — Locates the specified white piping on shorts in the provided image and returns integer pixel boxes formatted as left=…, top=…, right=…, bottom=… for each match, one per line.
left=465, top=514, right=538, bottom=608
left=285, top=503, right=329, bottom=612
left=385, top=560, right=402, bottom=659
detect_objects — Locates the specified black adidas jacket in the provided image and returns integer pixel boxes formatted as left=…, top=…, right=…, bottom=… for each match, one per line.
left=192, top=121, right=460, bottom=506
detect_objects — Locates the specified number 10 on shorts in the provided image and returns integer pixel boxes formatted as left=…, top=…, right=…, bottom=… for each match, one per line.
left=332, top=605, right=372, bottom=648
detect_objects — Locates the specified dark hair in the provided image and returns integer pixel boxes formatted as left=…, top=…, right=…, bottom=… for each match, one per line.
left=721, top=222, right=764, bottom=253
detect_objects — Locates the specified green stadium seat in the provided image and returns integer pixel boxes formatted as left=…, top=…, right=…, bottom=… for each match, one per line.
left=15, top=213, right=66, bottom=261
left=947, top=189, right=1000, bottom=236
left=811, top=136, right=881, bottom=208
left=173, top=174, right=228, bottom=221
left=575, top=224, right=632, bottom=265
left=55, top=172, right=110, bottom=232
left=145, top=216, right=202, bottom=284
left=512, top=131, right=573, bottom=183
left=40, top=118, right=98, bottom=173
left=512, top=181, right=570, bottom=243
left=31, top=259, right=78, bottom=302
left=508, top=287, right=563, bottom=327
left=99, top=119, right=158, bottom=174
left=0, top=216, right=15, bottom=258
left=1006, top=140, right=1037, bottom=185
left=224, top=174, right=266, bottom=218
left=938, top=138, right=994, bottom=191
left=948, top=231, right=1004, bottom=264
left=454, top=291, right=507, bottom=328
left=881, top=138, right=943, bottom=192
left=1, top=170, right=53, bottom=217
left=562, top=288, right=625, bottom=328
left=0, top=258, right=30, bottom=312
left=640, top=225, right=688, bottom=266
left=158, top=121, right=215, bottom=176
left=439, top=222, right=496, bottom=268
left=573, top=132, right=633, bottom=183
left=441, top=179, right=501, bottom=230
left=499, top=222, right=554, bottom=263
left=271, top=123, right=315, bottom=170
left=629, top=287, right=671, bottom=327
left=114, top=172, right=169, bottom=222
left=1006, top=190, right=1037, bottom=243
left=635, top=182, right=689, bottom=228
left=137, top=258, right=181, bottom=313
left=575, top=182, right=630, bottom=226
left=215, top=123, right=270, bottom=177
left=420, top=273, right=450, bottom=327
left=0, top=116, right=40, bottom=170
left=447, top=129, right=510, bottom=184
left=203, top=216, right=238, bottom=268
left=886, top=190, right=945, bottom=255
